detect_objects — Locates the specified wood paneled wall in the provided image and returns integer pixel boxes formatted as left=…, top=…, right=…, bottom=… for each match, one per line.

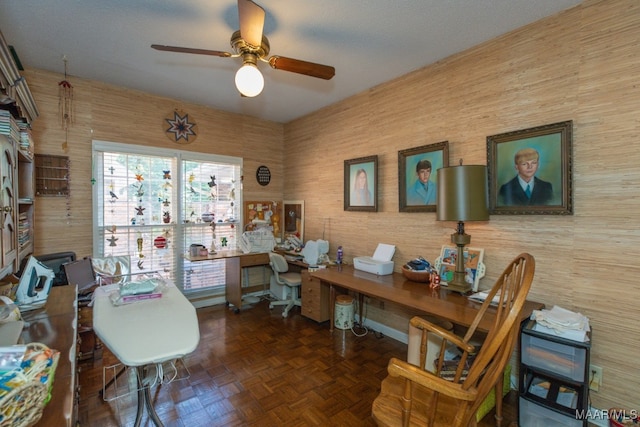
left=284, top=0, right=639, bottom=411
left=22, top=0, right=638, bottom=412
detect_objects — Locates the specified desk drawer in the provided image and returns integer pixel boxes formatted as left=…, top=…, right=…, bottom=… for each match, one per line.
left=240, top=253, right=269, bottom=267
left=301, top=270, right=329, bottom=322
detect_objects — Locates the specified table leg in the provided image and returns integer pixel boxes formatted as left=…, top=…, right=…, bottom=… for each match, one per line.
left=134, top=367, right=145, bottom=427
left=133, top=366, right=164, bottom=427
left=357, top=293, right=364, bottom=326
left=144, top=382, right=164, bottom=427
left=329, top=284, right=335, bottom=333
left=225, top=257, right=242, bottom=313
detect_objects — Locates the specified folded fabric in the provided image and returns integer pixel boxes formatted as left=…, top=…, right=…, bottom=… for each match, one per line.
left=531, top=305, right=590, bottom=342
left=119, top=279, right=160, bottom=296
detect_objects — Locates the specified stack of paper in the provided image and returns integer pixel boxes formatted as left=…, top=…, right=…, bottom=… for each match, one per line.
left=531, top=305, right=590, bottom=342
left=468, top=291, right=502, bottom=306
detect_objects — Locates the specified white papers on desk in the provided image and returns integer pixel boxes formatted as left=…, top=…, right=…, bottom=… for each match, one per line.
left=239, top=229, right=276, bottom=254
left=531, top=305, right=590, bottom=342
left=468, top=291, right=502, bottom=306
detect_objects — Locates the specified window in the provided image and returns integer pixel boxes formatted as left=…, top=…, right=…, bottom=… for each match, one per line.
left=92, top=141, right=242, bottom=297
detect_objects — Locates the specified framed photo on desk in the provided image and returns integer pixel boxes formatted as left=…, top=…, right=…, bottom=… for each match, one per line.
left=435, top=246, right=485, bottom=292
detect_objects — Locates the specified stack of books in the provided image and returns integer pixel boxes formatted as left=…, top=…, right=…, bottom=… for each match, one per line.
left=0, top=110, right=20, bottom=144
left=18, top=212, right=30, bottom=249
left=17, top=121, right=32, bottom=155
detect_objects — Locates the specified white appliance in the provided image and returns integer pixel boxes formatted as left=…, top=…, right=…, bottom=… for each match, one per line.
left=15, top=256, right=55, bottom=310
left=353, top=243, right=396, bottom=275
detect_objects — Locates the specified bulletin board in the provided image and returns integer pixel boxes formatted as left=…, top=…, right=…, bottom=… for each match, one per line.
left=243, top=201, right=283, bottom=241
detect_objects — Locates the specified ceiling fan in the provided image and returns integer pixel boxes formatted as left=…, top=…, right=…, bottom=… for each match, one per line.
left=151, top=0, right=335, bottom=97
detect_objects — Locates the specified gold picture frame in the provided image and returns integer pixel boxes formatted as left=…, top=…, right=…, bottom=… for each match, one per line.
left=487, top=120, right=573, bottom=215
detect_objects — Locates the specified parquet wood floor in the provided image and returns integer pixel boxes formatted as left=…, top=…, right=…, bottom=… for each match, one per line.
left=77, top=299, right=518, bottom=426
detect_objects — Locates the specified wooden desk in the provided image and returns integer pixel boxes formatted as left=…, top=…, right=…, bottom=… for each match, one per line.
left=19, top=286, right=78, bottom=427
left=310, top=265, right=543, bottom=333
left=186, top=250, right=270, bottom=313
left=311, top=266, right=543, bottom=427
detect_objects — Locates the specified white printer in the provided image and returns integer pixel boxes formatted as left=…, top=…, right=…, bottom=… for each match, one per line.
left=353, top=243, right=396, bottom=275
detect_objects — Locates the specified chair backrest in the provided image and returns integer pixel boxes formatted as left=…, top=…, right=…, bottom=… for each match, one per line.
left=63, top=257, right=96, bottom=294
left=374, top=253, right=535, bottom=427
left=450, top=252, right=535, bottom=415
left=269, top=252, right=289, bottom=274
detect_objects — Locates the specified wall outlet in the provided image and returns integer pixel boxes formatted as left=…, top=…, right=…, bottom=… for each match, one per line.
left=589, top=365, right=603, bottom=392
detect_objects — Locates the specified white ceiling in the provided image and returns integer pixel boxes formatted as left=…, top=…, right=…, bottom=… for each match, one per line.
left=0, top=0, right=582, bottom=124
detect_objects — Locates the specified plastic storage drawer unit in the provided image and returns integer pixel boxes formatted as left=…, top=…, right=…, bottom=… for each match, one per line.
left=521, top=333, right=587, bottom=382
left=519, top=397, right=584, bottom=427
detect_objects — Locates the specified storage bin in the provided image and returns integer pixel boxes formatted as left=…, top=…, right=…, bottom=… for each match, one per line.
left=521, top=333, right=587, bottom=382
left=334, top=294, right=354, bottom=330
left=519, top=397, right=583, bottom=427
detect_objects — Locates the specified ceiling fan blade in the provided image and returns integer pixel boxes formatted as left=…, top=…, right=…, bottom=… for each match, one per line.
left=238, top=0, right=265, bottom=48
left=151, top=44, right=232, bottom=58
left=268, top=56, right=335, bottom=80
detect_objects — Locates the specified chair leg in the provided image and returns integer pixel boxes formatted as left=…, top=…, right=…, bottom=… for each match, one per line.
left=282, top=300, right=294, bottom=318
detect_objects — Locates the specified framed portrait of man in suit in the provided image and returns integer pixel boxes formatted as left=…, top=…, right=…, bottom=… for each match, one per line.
left=487, top=120, right=573, bottom=215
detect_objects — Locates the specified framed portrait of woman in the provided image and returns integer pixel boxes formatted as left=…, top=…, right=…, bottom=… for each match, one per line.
left=344, top=155, right=378, bottom=212
left=487, top=120, right=573, bottom=215
left=398, top=141, right=449, bottom=212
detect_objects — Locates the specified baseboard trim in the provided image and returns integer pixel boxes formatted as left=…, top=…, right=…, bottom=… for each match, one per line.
left=356, top=315, right=409, bottom=344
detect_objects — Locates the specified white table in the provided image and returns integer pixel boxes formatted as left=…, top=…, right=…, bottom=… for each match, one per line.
left=93, top=282, right=200, bottom=427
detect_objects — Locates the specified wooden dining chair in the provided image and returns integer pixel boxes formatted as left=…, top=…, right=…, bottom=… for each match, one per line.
left=372, top=253, right=535, bottom=427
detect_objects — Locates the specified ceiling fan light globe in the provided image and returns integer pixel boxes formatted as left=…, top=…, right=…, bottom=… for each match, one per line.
left=235, top=63, right=264, bottom=97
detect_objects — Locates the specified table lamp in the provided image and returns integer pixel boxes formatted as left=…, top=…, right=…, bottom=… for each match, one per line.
left=436, top=164, right=489, bottom=293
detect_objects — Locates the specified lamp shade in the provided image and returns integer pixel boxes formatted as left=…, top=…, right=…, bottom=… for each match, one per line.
left=437, top=165, right=489, bottom=222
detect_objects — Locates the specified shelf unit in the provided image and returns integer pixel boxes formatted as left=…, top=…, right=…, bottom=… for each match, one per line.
left=34, top=153, right=70, bottom=196
left=1, top=27, right=38, bottom=277
left=17, top=148, right=34, bottom=261
left=519, top=319, right=591, bottom=427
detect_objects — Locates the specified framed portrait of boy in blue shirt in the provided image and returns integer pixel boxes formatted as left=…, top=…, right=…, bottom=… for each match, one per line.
left=487, top=120, right=573, bottom=215
left=398, top=141, right=449, bottom=213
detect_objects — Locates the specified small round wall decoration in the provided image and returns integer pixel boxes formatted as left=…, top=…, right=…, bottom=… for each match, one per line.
left=164, top=109, right=198, bottom=144
left=154, top=235, right=167, bottom=249
left=256, top=165, right=271, bottom=186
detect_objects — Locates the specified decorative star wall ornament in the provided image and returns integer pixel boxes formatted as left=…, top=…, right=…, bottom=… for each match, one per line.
left=164, top=109, right=198, bottom=144
left=135, top=206, right=145, bottom=216
left=107, top=236, right=118, bottom=247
